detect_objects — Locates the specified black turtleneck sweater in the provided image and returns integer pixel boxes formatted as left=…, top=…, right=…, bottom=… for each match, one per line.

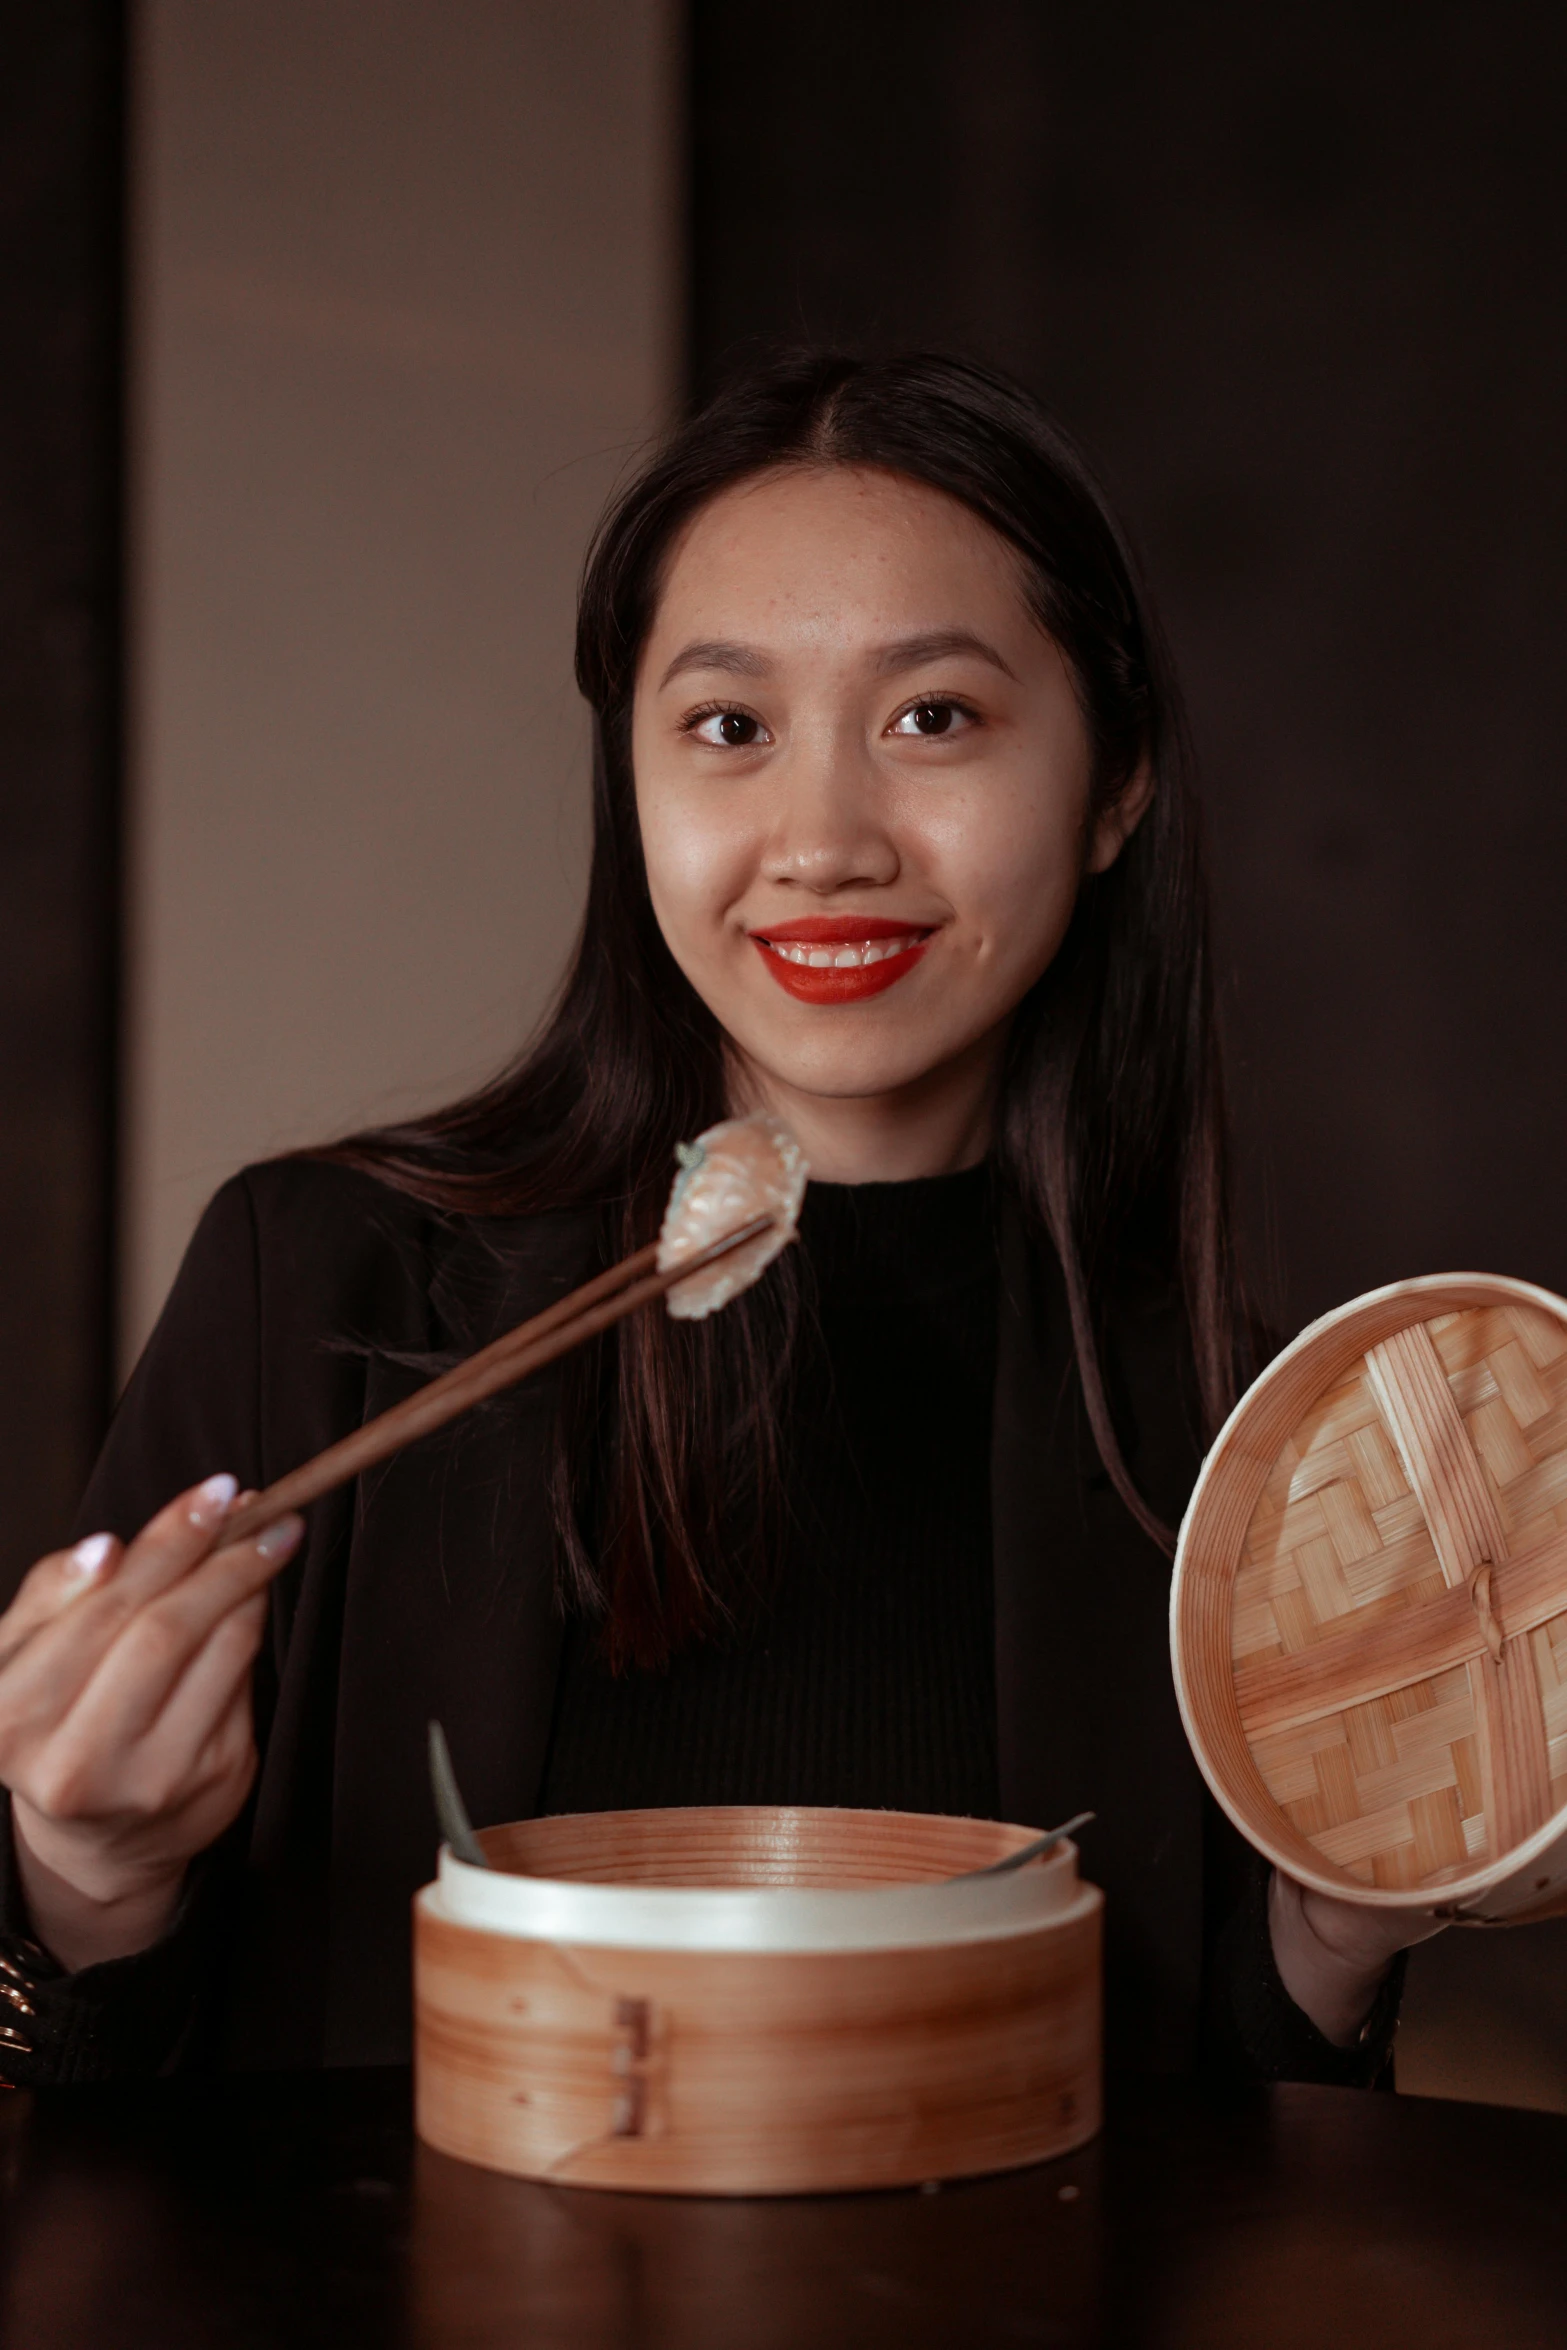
left=539, top=1165, right=1001, bottom=1819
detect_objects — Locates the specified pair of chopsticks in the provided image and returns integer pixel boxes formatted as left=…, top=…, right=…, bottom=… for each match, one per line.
left=216, top=1214, right=776, bottom=1552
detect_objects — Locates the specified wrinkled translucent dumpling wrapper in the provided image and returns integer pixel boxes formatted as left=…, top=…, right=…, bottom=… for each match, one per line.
left=657, top=1113, right=809, bottom=1319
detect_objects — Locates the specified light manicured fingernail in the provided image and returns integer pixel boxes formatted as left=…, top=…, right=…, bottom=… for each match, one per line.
left=66, top=1533, right=115, bottom=1584
left=255, top=1515, right=303, bottom=1563
left=189, top=1472, right=239, bottom=1526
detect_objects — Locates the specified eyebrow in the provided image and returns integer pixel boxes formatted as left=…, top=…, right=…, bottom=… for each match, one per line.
left=657, top=640, right=769, bottom=689
left=872, top=629, right=1017, bottom=681
left=657, top=628, right=1017, bottom=691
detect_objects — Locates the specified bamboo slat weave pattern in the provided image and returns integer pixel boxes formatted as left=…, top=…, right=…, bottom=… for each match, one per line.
left=1230, top=1301, right=1567, bottom=1891
left=1231, top=1306, right=1559, bottom=1889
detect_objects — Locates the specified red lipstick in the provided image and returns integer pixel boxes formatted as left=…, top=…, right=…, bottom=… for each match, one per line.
left=748, top=915, right=935, bottom=1004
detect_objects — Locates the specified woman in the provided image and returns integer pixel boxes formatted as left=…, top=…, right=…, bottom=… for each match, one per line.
left=0, top=352, right=1430, bottom=2085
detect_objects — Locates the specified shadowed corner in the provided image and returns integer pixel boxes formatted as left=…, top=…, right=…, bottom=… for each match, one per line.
left=1399, top=1921, right=1567, bottom=2115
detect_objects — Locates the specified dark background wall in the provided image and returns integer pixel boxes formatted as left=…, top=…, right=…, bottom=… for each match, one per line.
left=0, top=4, right=122, bottom=1582
left=692, top=0, right=1567, bottom=1339
left=689, top=0, right=1567, bottom=2106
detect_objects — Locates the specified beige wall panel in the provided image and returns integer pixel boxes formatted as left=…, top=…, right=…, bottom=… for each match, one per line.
left=126, top=0, right=681, bottom=1365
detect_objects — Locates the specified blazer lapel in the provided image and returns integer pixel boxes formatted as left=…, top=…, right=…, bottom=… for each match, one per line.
left=992, top=1196, right=1210, bottom=2075
left=322, top=1208, right=596, bottom=2063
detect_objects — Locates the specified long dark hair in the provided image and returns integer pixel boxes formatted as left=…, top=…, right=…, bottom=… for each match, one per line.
left=319, top=350, right=1243, bottom=1667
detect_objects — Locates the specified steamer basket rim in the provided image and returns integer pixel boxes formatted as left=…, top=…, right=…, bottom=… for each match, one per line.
left=422, top=1822, right=1102, bottom=1953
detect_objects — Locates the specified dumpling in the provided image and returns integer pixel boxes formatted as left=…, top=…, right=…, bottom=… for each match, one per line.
left=657, top=1113, right=809, bottom=1319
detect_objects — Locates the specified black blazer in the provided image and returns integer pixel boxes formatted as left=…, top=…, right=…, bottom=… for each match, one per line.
left=0, top=1160, right=1395, bottom=2084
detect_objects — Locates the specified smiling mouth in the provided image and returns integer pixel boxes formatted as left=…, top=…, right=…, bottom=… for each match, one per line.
left=763, top=932, right=927, bottom=969
left=749, top=921, right=936, bottom=1003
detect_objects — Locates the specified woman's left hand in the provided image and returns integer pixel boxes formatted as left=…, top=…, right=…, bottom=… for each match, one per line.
left=1269, top=1870, right=1448, bottom=2047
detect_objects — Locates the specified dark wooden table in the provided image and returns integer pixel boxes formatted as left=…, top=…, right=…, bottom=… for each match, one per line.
left=1, top=2069, right=1563, bottom=2347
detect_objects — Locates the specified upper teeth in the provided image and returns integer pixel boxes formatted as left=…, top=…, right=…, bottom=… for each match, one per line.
left=764, top=935, right=924, bottom=968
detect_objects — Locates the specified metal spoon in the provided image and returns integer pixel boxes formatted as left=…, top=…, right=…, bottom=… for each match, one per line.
left=429, top=1719, right=490, bottom=1868
left=948, top=1811, right=1095, bottom=1882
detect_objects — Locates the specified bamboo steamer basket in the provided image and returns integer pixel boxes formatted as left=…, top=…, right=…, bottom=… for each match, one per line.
left=1172, top=1273, right=1567, bottom=1923
left=414, top=1805, right=1102, bottom=2195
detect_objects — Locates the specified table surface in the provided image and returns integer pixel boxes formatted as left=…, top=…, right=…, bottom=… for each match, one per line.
left=1, top=2069, right=1563, bottom=2349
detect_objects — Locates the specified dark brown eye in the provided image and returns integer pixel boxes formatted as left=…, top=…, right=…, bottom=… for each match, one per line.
left=690, top=707, right=764, bottom=748
left=891, top=698, right=969, bottom=739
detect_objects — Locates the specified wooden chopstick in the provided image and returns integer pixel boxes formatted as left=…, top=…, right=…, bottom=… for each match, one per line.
left=216, top=1213, right=779, bottom=1551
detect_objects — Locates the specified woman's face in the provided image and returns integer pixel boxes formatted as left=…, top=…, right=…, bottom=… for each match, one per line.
left=631, top=464, right=1146, bottom=1171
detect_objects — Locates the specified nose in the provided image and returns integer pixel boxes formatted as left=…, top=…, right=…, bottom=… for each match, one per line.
left=757, top=734, right=900, bottom=894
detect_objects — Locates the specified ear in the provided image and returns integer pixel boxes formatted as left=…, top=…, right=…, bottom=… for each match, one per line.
left=1085, top=760, right=1155, bottom=876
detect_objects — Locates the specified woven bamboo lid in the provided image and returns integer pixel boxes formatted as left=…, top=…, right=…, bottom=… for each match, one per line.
left=1171, top=1275, right=1567, bottom=1918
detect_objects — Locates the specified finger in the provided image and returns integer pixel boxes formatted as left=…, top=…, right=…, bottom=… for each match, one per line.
left=1, top=1475, right=243, bottom=1705
left=48, top=1517, right=301, bottom=1758
left=133, top=1592, right=266, bottom=1795
left=11, top=1571, right=268, bottom=1827
left=178, top=1678, right=261, bottom=1819
left=87, top=1603, right=264, bottom=1826
left=0, top=1508, right=295, bottom=1772
left=93, top=1475, right=243, bottom=1617
left=0, top=1534, right=122, bottom=1673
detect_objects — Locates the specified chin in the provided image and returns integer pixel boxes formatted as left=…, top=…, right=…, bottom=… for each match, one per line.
left=736, top=1021, right=983, bottom=1107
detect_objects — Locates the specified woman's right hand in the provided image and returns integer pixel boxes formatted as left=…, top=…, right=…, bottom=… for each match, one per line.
left=0, top=1475, right=302, bottom=1973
